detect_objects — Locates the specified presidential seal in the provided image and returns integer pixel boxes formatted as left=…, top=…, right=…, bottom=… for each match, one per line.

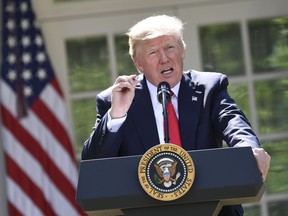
left=138, top=144, right=195, bottom=201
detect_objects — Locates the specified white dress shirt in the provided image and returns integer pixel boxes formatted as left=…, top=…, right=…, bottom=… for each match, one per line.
left=146, top=80, right=180, bottom=143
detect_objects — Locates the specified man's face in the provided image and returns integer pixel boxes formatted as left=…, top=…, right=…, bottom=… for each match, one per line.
left=133, top=35, right=185, bottom=88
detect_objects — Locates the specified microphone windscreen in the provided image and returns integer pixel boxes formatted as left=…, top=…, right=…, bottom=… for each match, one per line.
left=157, top=81, right=171, bottom=104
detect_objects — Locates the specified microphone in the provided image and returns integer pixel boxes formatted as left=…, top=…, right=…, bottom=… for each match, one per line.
left=157, top=81, right=171, bottom=105
left=157, top=82, right=171, bottom=143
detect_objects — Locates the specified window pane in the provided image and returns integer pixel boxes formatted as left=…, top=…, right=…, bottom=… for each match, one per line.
left=71, top=98, right=97, bottom=154
left=199, top=23, right=244, bottom=76
left=249, top=16, right=288, bottom=73
left=66, top=36, right=110, bottom=92
left=255, top=78, right=288, bottom=134
left=262, top=141, right=288, bottom=194
left=268, top=200, right=288, bottom=215
left=115, top=35, right=136, bottom=76
left=228, top=83, right=250, bottom=119
left=243, top=205, right=261, bottom=216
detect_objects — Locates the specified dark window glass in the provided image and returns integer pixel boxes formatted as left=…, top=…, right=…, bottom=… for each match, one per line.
left=268, top=200, right=288, bottom=215
left=255, top=78, right=288, bottom=134
left=199, top=23, right=244, bottom=76
left=243, top=205, right=261, bottom=216
left=115, top=35, right=136, bottom=76
left=66, top=36, right=110, bottom=92
left=65, top=35, right=111, bottom=154
left=262, top=141, right=288, bottom=194
left=71, top=99, right=97, bottom=153
left=249, top=16, right=288, bottom=73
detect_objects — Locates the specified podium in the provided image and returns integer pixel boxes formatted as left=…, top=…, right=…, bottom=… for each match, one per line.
left=76, top=147, right=264, bottom=216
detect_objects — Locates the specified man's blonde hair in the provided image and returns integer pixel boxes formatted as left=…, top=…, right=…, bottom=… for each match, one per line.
left=126, top=15, right=186, bottom=59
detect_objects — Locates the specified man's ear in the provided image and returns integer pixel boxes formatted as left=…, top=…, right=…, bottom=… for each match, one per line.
left=133, top=57, right=144, bottom=73
left=181, top=47, right=185, bottom=60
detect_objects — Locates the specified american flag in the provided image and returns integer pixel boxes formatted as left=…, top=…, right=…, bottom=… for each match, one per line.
left=0, top=0, right=86, bottom=215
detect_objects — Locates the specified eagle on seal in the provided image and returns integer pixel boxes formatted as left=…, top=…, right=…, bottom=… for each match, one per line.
left=154, top=157, right=180, bottom=187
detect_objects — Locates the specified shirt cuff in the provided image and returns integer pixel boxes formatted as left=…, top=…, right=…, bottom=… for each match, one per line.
left=107, top=110, right=127, bottom=132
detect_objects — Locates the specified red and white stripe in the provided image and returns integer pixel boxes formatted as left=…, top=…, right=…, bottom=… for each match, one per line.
left=0, top=79, right=86, bottom=216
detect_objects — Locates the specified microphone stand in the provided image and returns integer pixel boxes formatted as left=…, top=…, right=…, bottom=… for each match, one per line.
left=161, top=94, right=170, bottom=143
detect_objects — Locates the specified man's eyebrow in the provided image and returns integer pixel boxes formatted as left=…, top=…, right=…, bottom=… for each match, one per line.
left=145, top=47, right=157, bottom=52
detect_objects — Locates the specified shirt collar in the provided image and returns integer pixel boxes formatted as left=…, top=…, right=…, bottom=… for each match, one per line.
left=146, top=79, right=180, bottom=103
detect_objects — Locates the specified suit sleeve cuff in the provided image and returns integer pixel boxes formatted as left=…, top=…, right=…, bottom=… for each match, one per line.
left=107, top=109, right=127, bottom=132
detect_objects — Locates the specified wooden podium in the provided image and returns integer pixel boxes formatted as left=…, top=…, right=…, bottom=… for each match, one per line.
left=76, top=147, right=264, bottom=216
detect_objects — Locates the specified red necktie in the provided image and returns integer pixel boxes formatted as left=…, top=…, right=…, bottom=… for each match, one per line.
left=167, top=92, right=182, bottom=147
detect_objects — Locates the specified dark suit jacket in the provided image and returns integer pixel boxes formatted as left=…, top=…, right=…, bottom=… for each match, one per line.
left=82, top=70, right=261, bottom=216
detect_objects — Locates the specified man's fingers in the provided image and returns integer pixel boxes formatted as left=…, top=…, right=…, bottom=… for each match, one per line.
left=115, top=82, right=133, bottom=91
left=115, top=75, right=137, bottom=84
left=113, top=75, right=138, bottom=91
left=252, top=148, right=271, bottom=181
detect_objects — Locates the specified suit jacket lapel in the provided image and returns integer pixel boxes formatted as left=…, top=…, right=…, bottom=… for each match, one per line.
left=129, top=77, right=160, bottom=151
left=178, top=73, right=204, bottom=150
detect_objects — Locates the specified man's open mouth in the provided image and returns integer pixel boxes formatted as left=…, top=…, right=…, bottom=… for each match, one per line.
left=161, top=68, right=174, bottom=75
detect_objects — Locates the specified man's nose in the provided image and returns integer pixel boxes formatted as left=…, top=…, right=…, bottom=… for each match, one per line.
left=159, top=50, right=169, bottom=63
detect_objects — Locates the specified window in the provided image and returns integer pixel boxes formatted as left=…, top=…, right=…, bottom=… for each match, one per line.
left=255, top=79, right=288, bottom=135
left=115, top=35, right=135, bottom=76
left=263, top=140, right=288, bottom=194
left=66, top=36, right=110, bottom=93
left=249, top=17, right=288, bottom=73
left=66, top=36, right=110, bottom=153
left=199, top=15, right=288, bottom=216
left=65, top=34, right=135, bottom=154
left=200, top=23, right=244, bottom=76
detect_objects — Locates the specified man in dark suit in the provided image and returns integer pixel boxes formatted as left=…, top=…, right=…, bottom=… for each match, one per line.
left=81, top=15, right=270, bottom=216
